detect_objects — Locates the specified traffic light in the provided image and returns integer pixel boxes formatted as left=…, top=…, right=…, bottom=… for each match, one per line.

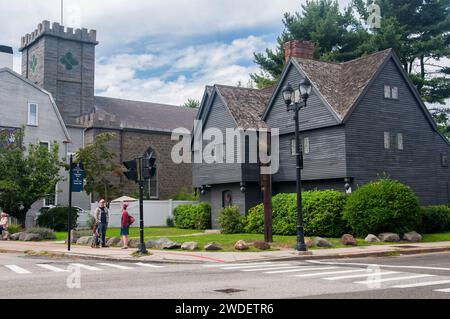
left=123, top=160, right=138, bottom=182
left=142, top=152, right=157, bottom=180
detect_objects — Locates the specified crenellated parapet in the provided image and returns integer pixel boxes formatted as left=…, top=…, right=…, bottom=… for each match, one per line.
left=19, top=20, right=97, bottom=51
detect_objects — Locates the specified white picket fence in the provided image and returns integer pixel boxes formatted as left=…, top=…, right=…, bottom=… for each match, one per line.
left=90, top=200, right=198, bottom=228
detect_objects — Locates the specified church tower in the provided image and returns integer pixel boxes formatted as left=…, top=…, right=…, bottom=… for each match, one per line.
left=19, top=21, right=98, bottom=124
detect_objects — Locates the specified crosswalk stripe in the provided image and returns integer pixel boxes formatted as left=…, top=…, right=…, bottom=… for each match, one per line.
left=223, top=263, right=290, bottom=270
left=241, top=266, right=300, bottom=272
left=70, top=263, right=102, bottom=271
left=4, top=265, right=31, bottom=274
left=294, top=269, right=367, bottom=278
left=36, top=264, right=68, bottom=273
left=435, top=288, right=450, bottom=293
left=355, top=274, right=434, bottom=284
left=264, top=266, right=338, bottom=274
left=135, top=263, right=164, bottom=268
left=204, top=262, right=273, bottom=268
left=393, top=279, right=450, bottom=289
left=323, top=271, right=399, bottom=280
left=97, top=263, right=134, bottom=270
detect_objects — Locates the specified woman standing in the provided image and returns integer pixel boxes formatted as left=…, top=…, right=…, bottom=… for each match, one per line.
left=121, top=203, right=131, bottom=249
left=0, top=212, right=9, bottom=238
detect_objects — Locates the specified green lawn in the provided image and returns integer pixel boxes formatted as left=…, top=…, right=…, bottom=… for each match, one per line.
left=55, top=228, right=450, bottom=252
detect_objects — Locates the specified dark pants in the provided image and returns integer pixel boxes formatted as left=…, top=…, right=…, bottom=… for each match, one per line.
left=97, top=223, right=107, bottom=246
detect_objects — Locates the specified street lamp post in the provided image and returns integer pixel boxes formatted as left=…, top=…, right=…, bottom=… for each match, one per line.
left=282, top=78, right=312, bottom=252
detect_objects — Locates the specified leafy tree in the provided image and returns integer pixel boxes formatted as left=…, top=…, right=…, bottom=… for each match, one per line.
left=75, top=132, right=124, bottom=202
left=0, top=130, right=65, bottom=227
left=182, top=99, right=200, bottom=108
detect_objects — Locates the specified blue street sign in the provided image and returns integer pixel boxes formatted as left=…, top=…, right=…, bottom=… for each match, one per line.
left=71, top=163, right=84, bottom=193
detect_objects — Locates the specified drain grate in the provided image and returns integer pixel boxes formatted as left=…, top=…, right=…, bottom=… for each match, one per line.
left=393, top=245, right=421, bottom=249
left=214, top=288, right=246, bottom=294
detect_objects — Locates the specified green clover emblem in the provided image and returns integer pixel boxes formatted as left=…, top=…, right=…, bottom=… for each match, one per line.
left=60, top=52, right=79, bottom=71
left=30, top=55, right=37, bottom=73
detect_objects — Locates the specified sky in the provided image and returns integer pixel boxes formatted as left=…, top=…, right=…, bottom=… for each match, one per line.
left=0, top=0, right=446, bottom=108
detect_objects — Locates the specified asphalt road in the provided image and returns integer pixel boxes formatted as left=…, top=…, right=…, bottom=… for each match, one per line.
left=1, top=251, right=450, bottom=299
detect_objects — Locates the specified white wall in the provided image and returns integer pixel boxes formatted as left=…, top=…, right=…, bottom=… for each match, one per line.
left=91, top=200, right=198, bottom=228
left=0, top=52, right=13, bottom=69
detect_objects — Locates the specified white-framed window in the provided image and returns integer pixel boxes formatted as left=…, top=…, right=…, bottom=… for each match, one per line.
left=384, top=132, right=390, bottom=149
left=39, top=141, right=50, bottom=151
left=27, top=103, right=38, bottom=126
left=303, top=137, right=310, bottom=155
left=384, top=85, right=399, bottom=100
left=397, top=133, right=404, bottom=150
left=43, top=183, right=58, bottom=207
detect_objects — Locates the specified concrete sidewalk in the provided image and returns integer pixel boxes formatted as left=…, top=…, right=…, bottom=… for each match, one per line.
left=1, top=240, right=450, bottom=264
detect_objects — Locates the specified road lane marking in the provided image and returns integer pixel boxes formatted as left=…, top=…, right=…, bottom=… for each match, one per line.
left=241, top=266, right=301, bottom=272
left=435, top=288, right=450, bottom=293
left=204, top=262, right=274, bottom=268
left=323, top=271, right=399, bottom=280
left=294, top=269, right=367, bottom=278
left=355, top=274, right=434, bottom=285
left=222, top=263, right=290, bottom=270
left=36, top=264, right=68, bottom=273
left=4, top=265, right=31, bottom=274
left=306, top=260, right=450, bottom=272
left=135, top=263, right=164, bottom=268
left=264, top=267, right=338, bottom=274
left=393, top=279, right=450, bottom=288
left=97, top=263, right=134, bottom=270
left=70, top=263, right=102, bottom=271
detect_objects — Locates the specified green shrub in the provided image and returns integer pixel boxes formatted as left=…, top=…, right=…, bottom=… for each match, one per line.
left=420, top=205, right=450, bottom=233
left=343, top=178, right=421, bottom=237
left=218, top=206, right=245, bottom=234
left=166, top=217, right=175, bottom=228
left=37, top=206, right=78, bottom=231
left=245, top=191, right=347, bottom=237
left=7, top=224, right=23, bottom=234
left=173, top=202, right=211, bottom=230
left=24, top=227, right=56, bottom=240
left=171, top=187, right=199, bottom=201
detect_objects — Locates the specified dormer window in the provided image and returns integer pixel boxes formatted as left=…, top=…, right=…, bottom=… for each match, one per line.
left=384, top=85, right=399, bottom=100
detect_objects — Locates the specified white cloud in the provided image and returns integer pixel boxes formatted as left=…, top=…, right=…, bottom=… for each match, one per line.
left=95, top=35, right=272, bottom=105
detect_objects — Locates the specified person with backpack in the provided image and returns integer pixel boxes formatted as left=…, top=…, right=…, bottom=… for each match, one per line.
left=121, top=203, right=135, bottom=249
left=95, top=199, right=110, bottom=248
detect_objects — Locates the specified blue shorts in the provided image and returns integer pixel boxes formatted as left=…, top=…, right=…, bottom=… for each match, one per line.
left=120, top=226, right=130, bottom=236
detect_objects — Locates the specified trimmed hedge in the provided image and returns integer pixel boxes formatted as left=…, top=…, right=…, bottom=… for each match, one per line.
left=245, top=191, right=348, bottom=237
left=420, top=205, right=450, bottom=233
left=173, top=202, right=211, bottom=230
left=218, top=206, right=245, bottom=234
left=343, top=178, right=421, bottom=236
left=37, top=206, right=78, bottom=231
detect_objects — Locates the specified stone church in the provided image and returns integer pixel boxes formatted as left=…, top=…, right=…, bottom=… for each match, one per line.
left=19, top=20, right=196, bottom=201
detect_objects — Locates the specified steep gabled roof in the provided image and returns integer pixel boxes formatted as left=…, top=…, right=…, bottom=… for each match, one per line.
left=93, top=96, right=198, bottom=132
left=0, top=67, right=71, bottom=141
left=292, top=49, right=392, bottom=119
left=214, top=84, right=273, bottom=129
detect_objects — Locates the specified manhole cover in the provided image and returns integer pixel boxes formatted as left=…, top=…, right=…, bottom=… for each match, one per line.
left=214, top=288, right=245, bottom=294
left=393, top=245, right=420, bottom=249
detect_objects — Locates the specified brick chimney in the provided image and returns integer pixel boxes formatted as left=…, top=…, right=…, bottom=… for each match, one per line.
left=283, top=40, right=315, bottom=63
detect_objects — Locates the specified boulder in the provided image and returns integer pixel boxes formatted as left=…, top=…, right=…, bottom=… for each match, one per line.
left=305, top=237, right=314, bottom=248
left=365, top=234, right=381, bottom=243
left=128, top=239, right=140, bottom=248
left=313, top=237, right=333, bottom=248
left=378, top=233, right=400, bottom=242
left=253, top=240, right=271, bottom=250
left=146, top=240, right=159, bottom=249
left=107, top=237, right=121, bottom=247
left=76, top=236, right=93, bottom=245
left=10, top=232, right=22, bottom=241
left=403, top=231, right=422, bottom=242
left=22, top=233, right=42, bottom=242
left=341, top=234, right=357, bottom=246
left=162, top=241, right=181, bottom=250
left=181, top=242, right=198, bottom=251
left=204, top=242, right=223, bottom=251
left=1, top=231, right=10, bottom=241
left=234, top=240, right=249, bottom=251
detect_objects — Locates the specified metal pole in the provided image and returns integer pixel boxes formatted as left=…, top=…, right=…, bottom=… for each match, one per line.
left=263, top=133, right=273, bottom=243
left=295, top=104, right=307, bottom=252
left=138, top=158, right=148, bottom=254
left=61, top=0, right=64, bottom=25
left=67, top=154, right=72, bottom=251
